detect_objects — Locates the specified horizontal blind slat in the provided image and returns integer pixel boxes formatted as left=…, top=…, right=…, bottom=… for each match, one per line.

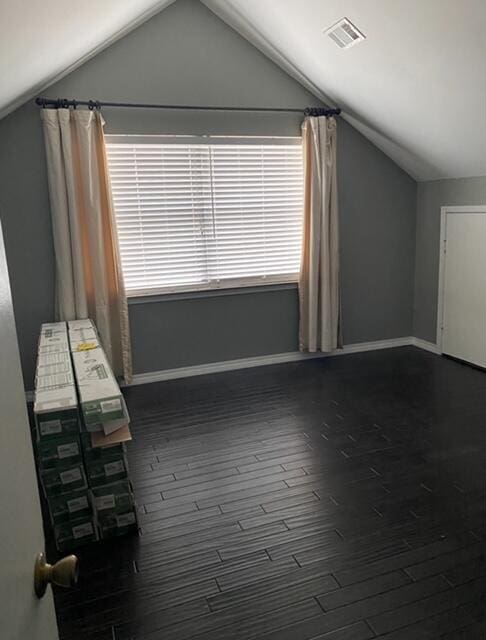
left=106, top=139, right=303, bottom=292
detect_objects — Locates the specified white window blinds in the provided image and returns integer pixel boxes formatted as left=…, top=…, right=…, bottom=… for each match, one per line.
left=106, top=136, right=303, bottom=295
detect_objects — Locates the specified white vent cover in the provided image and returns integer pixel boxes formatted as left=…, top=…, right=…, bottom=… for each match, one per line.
left=324, top=17, right=365, bottom=49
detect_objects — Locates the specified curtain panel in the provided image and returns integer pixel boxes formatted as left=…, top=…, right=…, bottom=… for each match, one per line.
left=299, top=115, right=341, bottom=353
left=40, top=108, right=132, bottom=382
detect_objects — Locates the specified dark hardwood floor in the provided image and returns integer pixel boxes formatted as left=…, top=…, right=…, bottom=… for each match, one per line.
left=53, top=346, right=486, bottom=639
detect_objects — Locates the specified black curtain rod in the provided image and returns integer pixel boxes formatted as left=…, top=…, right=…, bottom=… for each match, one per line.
left=34, top=96, right=341, bottom=117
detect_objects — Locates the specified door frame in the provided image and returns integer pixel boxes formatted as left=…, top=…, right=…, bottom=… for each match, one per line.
left=436, top=205, right=486, bottom=353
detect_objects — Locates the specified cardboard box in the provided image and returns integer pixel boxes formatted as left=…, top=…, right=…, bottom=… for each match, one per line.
left=48, top=490, right=91, bottom=524
left=72, top=348, right=124, bottom=424
left=91, top=424, right=132, bottom=448
left=40, top=463, right=88, bottom=497
left=37, top=435, right=82, bottom=469
left=54, top=516, right=97, bottom=551
left=34, top=386, right=81, bottom=438
left=90, top=480, right=134, bottom=517
left=85, top=455, right=128, bottom=487
left=96, top=508, right=138, bottom=540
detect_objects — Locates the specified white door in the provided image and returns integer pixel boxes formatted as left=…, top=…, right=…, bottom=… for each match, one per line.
left=442, top=210, right=486, bottom=367
left=0, top=219, right=58, bottom=640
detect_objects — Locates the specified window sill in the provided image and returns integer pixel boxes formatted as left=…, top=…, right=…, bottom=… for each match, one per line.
left=127, top=282, right=298, bottom=305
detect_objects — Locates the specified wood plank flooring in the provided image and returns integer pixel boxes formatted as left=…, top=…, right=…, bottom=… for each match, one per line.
left=52, top=346, right=486, bottom=639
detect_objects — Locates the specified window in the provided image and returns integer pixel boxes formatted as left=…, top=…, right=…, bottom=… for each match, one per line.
left=106, top=135, right=303, bottom=296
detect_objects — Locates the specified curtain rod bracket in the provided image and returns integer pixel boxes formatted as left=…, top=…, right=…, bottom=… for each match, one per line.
left=304, top=107, right=341, bottom=117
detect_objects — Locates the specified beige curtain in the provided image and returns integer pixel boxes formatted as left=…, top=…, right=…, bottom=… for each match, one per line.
left=40, top=108, right=132, bottom=382
left=299, top=116, right=341, bottom=353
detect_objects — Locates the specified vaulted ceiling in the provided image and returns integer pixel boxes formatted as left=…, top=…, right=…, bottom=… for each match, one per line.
left=2, top=0, right=486, bottom=181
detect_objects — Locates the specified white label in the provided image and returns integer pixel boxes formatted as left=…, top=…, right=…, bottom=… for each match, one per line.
left=67, top=496, right=89, bottom=513
left=104, top=460, right=124, bottom=477
left=57, top=442, right=79, bottom=459
left=96, top=494, right=115, bottom=510
left=116, top=512, right=136, bottom=527
left=40, top=420, right=62, bottom=435
left=72, top=522, right=93, bottom=539
left=101, top=399, right=122, bottom=414
left=60, top=468, right=82, bottom=485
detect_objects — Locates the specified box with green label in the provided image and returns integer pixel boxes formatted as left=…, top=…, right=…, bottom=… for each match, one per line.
left=37, top=434, right=82, bottom=469
left=85, top=455, right=128, bottom=487
left=54, top=516, right=98, bottom=551
left=96, top=508, right=138, bottom=540
left=48, top=489, right=92, bottom=524
left=81, top=396, right=130, bottom=435
left=40, top=463, right=87, bottom=497
left=81, top=432, right=125, bottom=464
left=90, top=480, right=134, bottom=517
left=34, top=385, right=81, bottom=439
left=72, top=348, right=124, bottom=424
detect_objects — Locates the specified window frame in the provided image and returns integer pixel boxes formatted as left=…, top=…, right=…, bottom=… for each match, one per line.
left=106, top=134, right=304, bottom=298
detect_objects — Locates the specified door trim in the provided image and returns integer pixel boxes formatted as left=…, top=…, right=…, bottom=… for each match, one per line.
left=437, top=205, right=486, bottom=353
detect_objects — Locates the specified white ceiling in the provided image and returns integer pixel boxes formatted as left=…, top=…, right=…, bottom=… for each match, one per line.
left=202, top=0, right=486, bottom=181
left=2, top=0, right=486, bottom=181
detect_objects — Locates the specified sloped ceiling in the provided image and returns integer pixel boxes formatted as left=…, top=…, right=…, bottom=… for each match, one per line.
left=0, top=0, right=176, bottom=118
left=2, top=0, right=486, bottom=181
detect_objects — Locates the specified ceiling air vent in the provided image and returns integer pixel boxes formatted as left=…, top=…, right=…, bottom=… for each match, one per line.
left=324, top=17, right=365, bottom=49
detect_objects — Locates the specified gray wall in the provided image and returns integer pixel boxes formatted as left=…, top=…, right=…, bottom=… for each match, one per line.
left=413, top=176, right=486, bottom=342
left=0, top=0, right=417, bottom=385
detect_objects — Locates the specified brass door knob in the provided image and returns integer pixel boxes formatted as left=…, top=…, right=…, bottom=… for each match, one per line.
left=34, top=552, right=79, bottom=598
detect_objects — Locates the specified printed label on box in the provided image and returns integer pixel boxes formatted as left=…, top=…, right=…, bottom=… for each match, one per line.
left=101, top=399, right=122, bottom=414
left=37, top=362, right=70, bottom=376
left=72, top=522, right=94, bottom=539
left=60, top=468, right=82, bottom=485
left=38, top=352, right=70, bottom=366
left=40, top=420, right=62, bottom=435
left=57, top=443, right=79, bottom=459
left=96, top=495, right=115, bottom=510
left=67, top=496, right=89, bottom=513
left=116, top=512, right=136, bottom=527
left=37, top=373, right=73, bottom=389
left=104, top=460, right=125, bottom=477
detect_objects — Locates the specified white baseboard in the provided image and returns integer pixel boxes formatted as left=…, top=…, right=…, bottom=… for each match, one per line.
left=410, top=337, right=441, bottom=354
left=127, top=336, right=414, bottom=387
left=25, top=335, right=441, bottom=398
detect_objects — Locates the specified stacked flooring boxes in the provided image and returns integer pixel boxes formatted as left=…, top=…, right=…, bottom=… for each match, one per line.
left=33, top=320, right=138, bottom=551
